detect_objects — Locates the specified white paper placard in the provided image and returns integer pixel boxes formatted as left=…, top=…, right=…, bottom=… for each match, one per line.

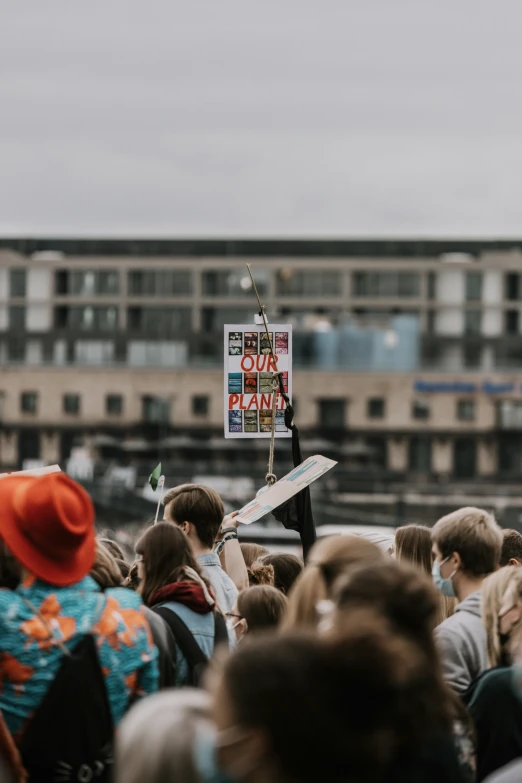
left=236, top=454, right=337, bottom=524
left=0, top=464, right=62, bottom=479
left=224, top=324, right=293, bottom=439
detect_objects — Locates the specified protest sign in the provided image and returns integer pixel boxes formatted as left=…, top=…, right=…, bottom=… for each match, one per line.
left=0, top=465, right=61, bottom=479
left=224, top=323, right=292, bottom=439
left=236, top=454, right=337, bottom=524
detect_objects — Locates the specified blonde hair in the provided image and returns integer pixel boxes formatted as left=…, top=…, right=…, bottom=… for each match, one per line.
left=482, top=565, right=518, bottom=667
left=431, top=507, right=502, bottom=577
left=91, top=540, right=123, bottom=589
left=283, top=535, right=383, bottom=630
left=115, top=689, right=210, bottom=783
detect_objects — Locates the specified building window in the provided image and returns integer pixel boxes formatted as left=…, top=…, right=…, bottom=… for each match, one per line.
left=454, top=438, right=476, bottom=479
left=201, top=307, right=252, bottom=332
left=277, top=270, right=341, bottom=297
left=63, top=394, right=80, bottom=415
left=54, top=306, right=118, bottom=331
left=74, top=340, right=114, bottom=365
left=498, top=400, right=522, bottom=429
left=465, top=272, right=483, bottom=302
left=318, top=399, right=346, bottom=429
left=192, top=395, right=209, bottom=416
left=505, top=273, right=520, bottom=301
left=20, top=391, right=38, bottom=414
left=464, top=310, right=482, bottom=335
left=9, top=269, right=26, bottom=298
left=128, top=270, right=193, bottom=296
left=353, top=272, right=420, bottom=298
left=128, top=341, right=188, bottom=367
left=412, top=398, right=430, bottom=420
left=457, top=399, right=475, bottom=422
left=127, top=307, right=191, bottom=336
left=55, top=269, right=120, bottom=296
left=9, top=306, right=26, bottom=331
left=142, top=396, right=170, bottom=423
left=463, top=344, right=482, bottom=369
left=409, top=436, right=432, bottom=473
left=106, top=394, right=123, bottom=415
left=505, top=310, right=520, bottom=335
left=426, top=310, right=436, bottom=334
left=8, top=338, right=25, bottom=362
left=202, top=270, right=267, bottom=297
left=367, top=398, right=385, bottom=419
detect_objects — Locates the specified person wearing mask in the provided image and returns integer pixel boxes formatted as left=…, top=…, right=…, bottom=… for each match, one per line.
left=228, top=585, right=287, bottom=643
left=163, top=484, right=241, bottom=612
left=431, top=507, right=503, bottom=693
left=206, top=614, right=464, bottom=783
left=499, top=529, right=522, bottom=567
left=394, top=523, right=456, bottom=624
left=0, top=473, right=158, bottom=780
left=330, top=559, right=476, bottom=783
left=282, top=535, right=384, bottom=630
left=258, top=553, right=303, bottom=595
left=466, top=569, right=522, bottom=781
left=136, top=522, right=231, bottom=686
left=116, top=689, right=212, bottom=783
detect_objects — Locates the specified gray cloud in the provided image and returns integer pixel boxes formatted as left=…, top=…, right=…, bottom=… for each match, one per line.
left=1, top=0, right=522, bottom=236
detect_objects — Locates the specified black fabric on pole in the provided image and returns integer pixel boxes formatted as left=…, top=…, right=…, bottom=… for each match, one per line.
left=271, top=400, right=317, bottom=562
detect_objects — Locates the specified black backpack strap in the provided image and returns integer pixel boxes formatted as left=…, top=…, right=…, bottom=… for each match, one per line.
left=213, top=611, right=229, bottom=647
left=153, top=606, right=208, bottom=671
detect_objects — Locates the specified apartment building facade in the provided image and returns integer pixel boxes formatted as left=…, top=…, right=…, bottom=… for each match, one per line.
left=1, top=237, right=522, bottom=482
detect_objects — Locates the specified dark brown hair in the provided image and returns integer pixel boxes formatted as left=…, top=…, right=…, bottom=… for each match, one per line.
left=500, top=529, right=522, bottom=567
left=218, top=615, right=444, bottom=783
left=259, top=553, right=303, bottom=595
left=163, top=484, right=224, bottom=550
left=240, top=542, right=270, bottom=569
left=135, top=522, right=207, bottom=606
left=431, top=506, right=502, bottom=577
left=237, top=586, right=287, bottom=634
left=395, top=525, right=432, bottom=575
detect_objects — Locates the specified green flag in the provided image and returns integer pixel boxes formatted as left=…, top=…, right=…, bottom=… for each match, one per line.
left=148, top=463, right=162, bottom=491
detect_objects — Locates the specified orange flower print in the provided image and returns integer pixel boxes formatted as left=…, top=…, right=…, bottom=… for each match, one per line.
left=0, top=652, right=34, bottom=694
left=20, top=594, right=76, bottom=649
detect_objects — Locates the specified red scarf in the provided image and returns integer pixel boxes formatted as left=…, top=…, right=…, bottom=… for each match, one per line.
left=150, top=582, right=214, bottom=614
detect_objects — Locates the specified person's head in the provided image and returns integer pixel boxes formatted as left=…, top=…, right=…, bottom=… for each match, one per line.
left=210, top=615, right=439, bottom=783
left=499, top=569, right=522, bottom=647
left=229, top=586, right=287, bottom=642
left=163, top=484, right=224, bottom=551
left=115, top=559, right=130, bottom=580
left=90, top=540, right=123, bottom=589
left=500, top=529, right=522, bottom=567
left=98, top=536, right=125, bottom=562
left=482, top=565, right=519, bottom=667
left=394, top=524, right=433, bottom=575
left=0, top=472, right=95, bottom=586
left=135, top=522, right=205, bottom=606
left=283, top=535, right=384, bottom=630
left=240, top=543, right=270, bottom=569
left=116, top=689, right=211, bottom=783
left=258, top=553, right=303, bottom=595
left=431, top=507, right=502, bottom=600
left=247, top=561, right=274, bottom=587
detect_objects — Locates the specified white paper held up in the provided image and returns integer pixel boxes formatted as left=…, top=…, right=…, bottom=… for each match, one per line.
left=236, top=454, right=337, bottom=525
left=0, top=465, right=62, bottom=479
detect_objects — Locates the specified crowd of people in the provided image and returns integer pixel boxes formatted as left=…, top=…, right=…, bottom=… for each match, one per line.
left=0, top=472, right=522, bottom=781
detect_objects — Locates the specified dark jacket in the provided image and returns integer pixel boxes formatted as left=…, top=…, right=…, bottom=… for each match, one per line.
left=143, top=607, right=176, bottom=688
left=467, top=667, right=522, bottom=782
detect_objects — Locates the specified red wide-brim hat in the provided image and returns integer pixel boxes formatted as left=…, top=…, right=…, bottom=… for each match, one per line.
left=0, top=473, right=96, bottom=586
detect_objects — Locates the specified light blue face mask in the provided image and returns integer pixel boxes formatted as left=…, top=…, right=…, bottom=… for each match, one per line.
left=432, top=556, right=457, bottom=598
left=193, top=726, right=239, bottom=783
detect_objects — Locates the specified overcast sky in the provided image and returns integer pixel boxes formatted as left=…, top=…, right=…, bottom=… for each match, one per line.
left=1, top=0, right=522, bottom=237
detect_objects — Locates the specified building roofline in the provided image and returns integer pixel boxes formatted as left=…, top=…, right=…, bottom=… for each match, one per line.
left=1, top=236, right=522, bottom=258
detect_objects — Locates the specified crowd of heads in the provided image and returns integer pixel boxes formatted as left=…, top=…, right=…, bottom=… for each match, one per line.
left=1, top=473, right=522, bottom=782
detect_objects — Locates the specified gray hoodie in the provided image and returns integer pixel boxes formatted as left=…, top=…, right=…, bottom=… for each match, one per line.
left=435, top=590, right=487, bottom=694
